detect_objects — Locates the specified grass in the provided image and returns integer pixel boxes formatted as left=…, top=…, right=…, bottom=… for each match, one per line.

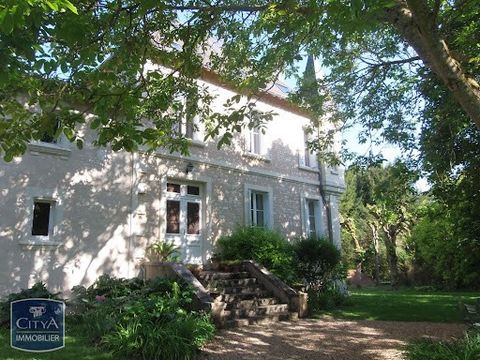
left=405, top=332, right=480, bottom=360
left=322, top=286, right=479, bottom=323
left=0, top=326, right=115, bottom=360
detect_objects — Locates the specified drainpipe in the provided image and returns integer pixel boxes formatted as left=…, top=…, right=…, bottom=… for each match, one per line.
left=318, top=162, right=334, bottom=244
left=127, top=152, right=136, bottom=278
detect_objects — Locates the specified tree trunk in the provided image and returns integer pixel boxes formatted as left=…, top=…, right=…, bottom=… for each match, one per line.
left=383, top=228, right=400, bottom=288
left=384, top=1, right=480, bottom=128
left=343, top=218, right=364, bottom=276
left=369, top=223, right=381, bottom=285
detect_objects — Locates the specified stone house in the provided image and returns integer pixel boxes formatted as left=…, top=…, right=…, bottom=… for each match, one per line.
left=0, top=68, right=345, bottom=296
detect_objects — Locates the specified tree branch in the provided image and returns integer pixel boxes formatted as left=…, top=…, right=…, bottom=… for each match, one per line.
left=371, top=56, right=421, bottom=68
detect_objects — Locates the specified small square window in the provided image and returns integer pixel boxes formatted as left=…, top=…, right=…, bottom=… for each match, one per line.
left=167, top=183, right=181, bottom=193
left=31, top=201, right=53, bottom=236
left=187, top=185, right=200, bottom=195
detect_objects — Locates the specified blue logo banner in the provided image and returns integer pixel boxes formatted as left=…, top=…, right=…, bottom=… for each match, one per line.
left=11, top=298, right=65, bottom=352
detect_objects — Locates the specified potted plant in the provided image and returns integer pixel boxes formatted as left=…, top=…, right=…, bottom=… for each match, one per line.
left=145, top=240, right=180, bottom=263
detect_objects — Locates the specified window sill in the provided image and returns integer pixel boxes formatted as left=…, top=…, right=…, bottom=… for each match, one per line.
left=28, top=142, right=71, bottom=159
left=189, top=139, right=206, bottom=148
left=19, top=239, right=61, bottom=247
left=298, top=165, right=319, bottom=173
left=242, top=152, right=271, bottom=163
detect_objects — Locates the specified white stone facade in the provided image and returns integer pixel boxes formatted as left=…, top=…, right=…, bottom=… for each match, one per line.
left=0, top=77, right=345, bottom=295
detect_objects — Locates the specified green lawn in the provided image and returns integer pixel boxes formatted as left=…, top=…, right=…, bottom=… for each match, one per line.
left=322, top=287, right=479, bottom=323
left=0, top=327, right=114, bottom=360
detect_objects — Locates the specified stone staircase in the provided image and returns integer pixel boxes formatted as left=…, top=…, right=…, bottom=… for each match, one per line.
left=196, top=264, right=298, bottom=327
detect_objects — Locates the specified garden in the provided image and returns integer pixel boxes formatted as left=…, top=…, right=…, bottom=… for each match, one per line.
left=0, top=277, right=215, bottom=360
left=1, top=226, right=479, bottom=359
left=215, top=226, right=480, bottom=359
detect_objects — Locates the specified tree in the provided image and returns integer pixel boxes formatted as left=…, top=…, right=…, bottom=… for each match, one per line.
left=341, top=161, right=418, bottom=286
left=0, top=0, right=479, bottom=161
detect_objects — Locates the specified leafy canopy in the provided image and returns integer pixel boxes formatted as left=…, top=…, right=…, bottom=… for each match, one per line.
left=1, top=1, right=479, bottom=163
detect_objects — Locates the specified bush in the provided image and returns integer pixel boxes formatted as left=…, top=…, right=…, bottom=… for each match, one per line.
left=0, top=282, right=62, bottom=328
left=405, top=332, right=480, bottom=360
left=74, top=275, right=215, bottom=360
left=216, top=226, right=296, bottom=281
left=292, top=236, right=342, bottom=291
left=307, top=287, right=351, bottom=313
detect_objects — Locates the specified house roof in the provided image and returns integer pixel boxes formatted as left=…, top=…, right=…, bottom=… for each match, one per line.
left=200, top=69, right=309, bottom=118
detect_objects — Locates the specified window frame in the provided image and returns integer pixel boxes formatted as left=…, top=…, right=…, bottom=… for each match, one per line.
left=299, top=129, right=318, bottom=170
left=174, top=96, right=205, bottom=146
left=19, top=189, right=63, bottom=246
left=249, top=127, right=262, bottom=155
left=301, top=193, right=324, bottom=239
left=244, top=184, right=273, bottom=229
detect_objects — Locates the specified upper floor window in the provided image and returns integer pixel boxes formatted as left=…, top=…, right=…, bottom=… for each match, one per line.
left=28, top=118, right=71, bottom=158
left=248, top=127, right=262, bottom=155
left=173, top=97, right=203, bottom=144
left=39, top=119, right=60, bottom=144
left=300, top=129, right=318, bottom=169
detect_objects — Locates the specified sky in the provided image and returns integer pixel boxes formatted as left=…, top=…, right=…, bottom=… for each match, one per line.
left=280, top=57, right=430, bottom=192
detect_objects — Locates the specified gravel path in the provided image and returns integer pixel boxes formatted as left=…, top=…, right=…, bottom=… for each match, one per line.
left=200, top=317, right=465, bottom=360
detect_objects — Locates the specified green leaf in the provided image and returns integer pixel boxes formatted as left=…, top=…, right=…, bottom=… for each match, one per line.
left=45, top=1, right=59, bottom=11
left=0, top=12, right=14, bottom=34
left=61, top=0, right=78, bottom=14
left=63, top=127, right=74, bottom=140
left=76, top=138, right=83, bottom=150
left=4, top=152, right=13, bottom=162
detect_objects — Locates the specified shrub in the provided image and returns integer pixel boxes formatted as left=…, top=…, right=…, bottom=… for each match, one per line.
left=74, top=275, right=215, bottom=359
left=307, top=287, right=351, bottom=313
left=405, top=332, right=480, bottom=360
left=292, top=236, right=341, bottom=291
left=216, top=226, right=296, bottom=281
left=0, top=282, right=62, bottom=328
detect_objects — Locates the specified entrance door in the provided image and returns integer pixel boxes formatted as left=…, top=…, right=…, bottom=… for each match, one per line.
left=165, top=182, right=203, bottom=263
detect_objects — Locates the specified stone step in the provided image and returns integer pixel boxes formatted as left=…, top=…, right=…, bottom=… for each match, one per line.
left=207, top=286, right=264, bottom=294
left=223, top=304, right=290, bottom=318
left=225, top=297, right=280, bottom=309
left=212, top=290, right=271, bottom=303
left=223, top=312, right=295, bottom=328
left=198, top=271, right=250, bottom=281
left=207, top=277, right=258, bottom=288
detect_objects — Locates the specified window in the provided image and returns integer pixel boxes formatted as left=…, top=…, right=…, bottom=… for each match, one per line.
left=248, top=127, right=262, bottom=155
left=306, top=199, right=317, bottom=237
left=303, top=197, right=322, bottom=238
left=167, top=183, right=181, bottom=193
left=301, top=130, right=318, bottom=169
left=166, top=200, right=180, bottom=234
left=18, top=189, right=62, bottom=246
left=187, top=202, right=200, bottom=234
left=250, top=191, right=266, bottom=227
left=28, top=118, right=71, bottom=158
left=40, top=119, right=60, bottom=144
left=31, top=200, right=55, bottom=239
left=173, top=97, right=203, bottom=142
left=245, top=185, right=272, bottom=228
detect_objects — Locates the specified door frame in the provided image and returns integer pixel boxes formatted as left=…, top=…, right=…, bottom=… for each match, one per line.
left=159, top=174, right=212, bottom=264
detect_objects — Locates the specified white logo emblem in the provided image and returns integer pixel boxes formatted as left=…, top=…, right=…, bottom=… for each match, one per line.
left=29, top=306, right=46, bottom=318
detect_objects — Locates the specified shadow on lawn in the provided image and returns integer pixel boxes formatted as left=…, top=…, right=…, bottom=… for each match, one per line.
left=199, top=318, right=465, bottom=360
